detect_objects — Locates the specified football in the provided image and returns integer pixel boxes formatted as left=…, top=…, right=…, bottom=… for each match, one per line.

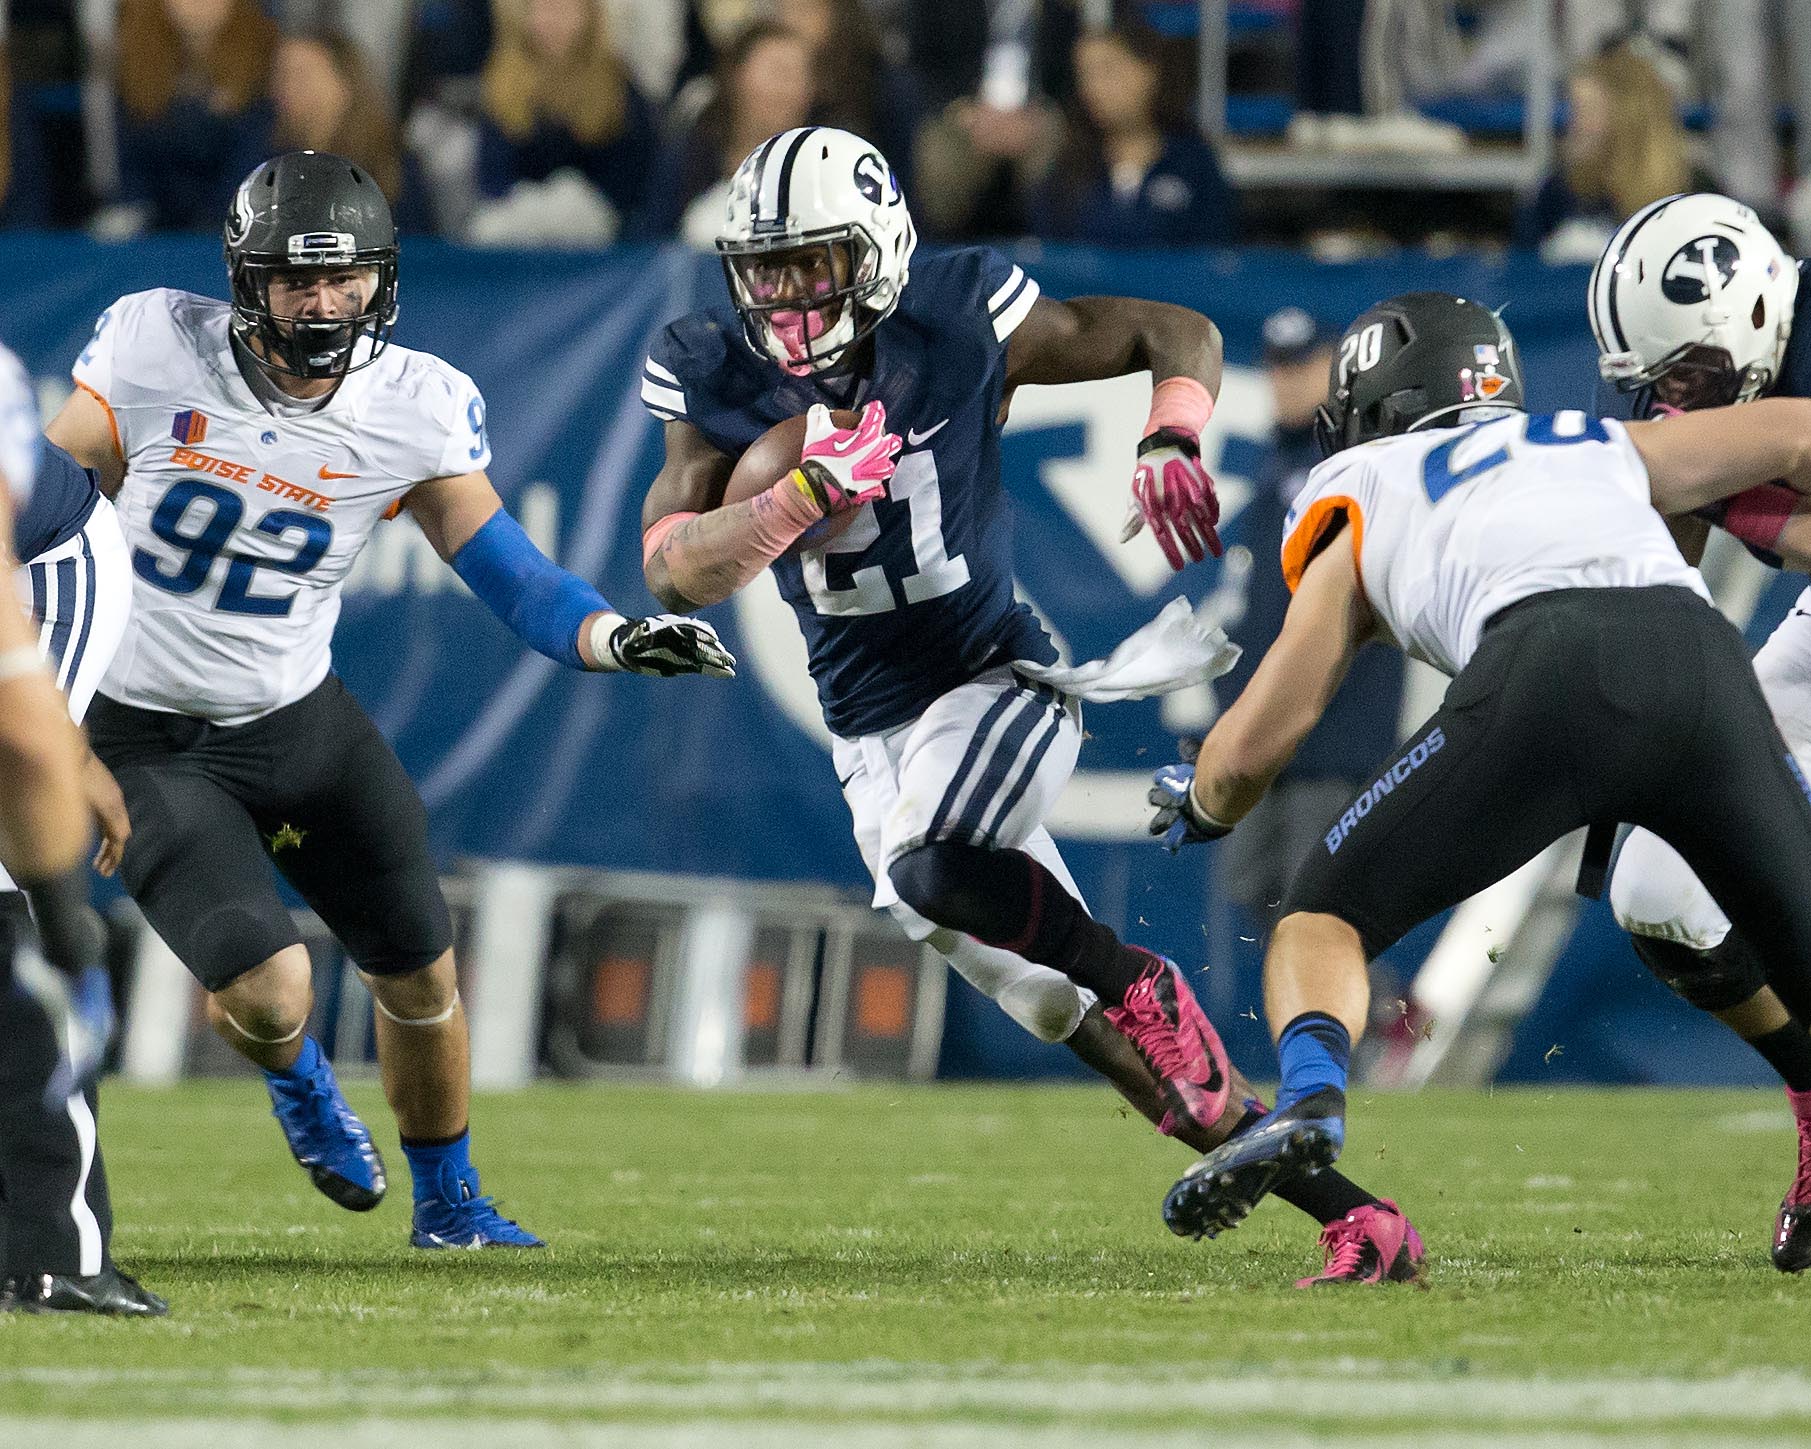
left=721, top=408, right=863, bottom=554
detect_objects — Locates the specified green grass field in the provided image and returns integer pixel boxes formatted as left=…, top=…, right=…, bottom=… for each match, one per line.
left=2, top=1080, right=1809, bottom=1447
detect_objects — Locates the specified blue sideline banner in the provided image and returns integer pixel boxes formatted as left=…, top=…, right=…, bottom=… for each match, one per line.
left=0, top=236, right=1779, bottom=1084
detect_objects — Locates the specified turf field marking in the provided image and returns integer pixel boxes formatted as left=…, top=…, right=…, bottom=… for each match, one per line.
left=6, top=1364, right=1810, bottom=1430
left=0, top=1419, right=1794, bottom=1449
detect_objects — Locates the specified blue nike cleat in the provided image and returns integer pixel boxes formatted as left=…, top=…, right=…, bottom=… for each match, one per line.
left=265, top=1041, right=387, bottom=1212
left=1163, top=1086, right=1347, bottom=1240
left=410, top=1160, right=544, bottom=1249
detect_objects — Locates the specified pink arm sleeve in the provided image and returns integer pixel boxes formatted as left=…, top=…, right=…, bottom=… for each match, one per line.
left=643, top=472, right=823, bottom=604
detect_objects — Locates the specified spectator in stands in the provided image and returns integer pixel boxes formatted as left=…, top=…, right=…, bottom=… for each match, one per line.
left=1029, top=22, right=1234, bottom=246
left=909, top=0, right=1069, bottom=239
left=1514, top=46, right=1692, bottom=263
left=400, top=0, right=495, bottom=114
left=268, top=31, right=432, bottom=234
left=1213, top=306, right=1403, bottom=973
left=0, top=44, right=52, bottom=228
left=636, top=20, right=813, bottom=246
left=778, top=0, right=922, bottom=191
left=470, top=0, right=656, bottom=246
left=112, top=0, right=277, bottom=234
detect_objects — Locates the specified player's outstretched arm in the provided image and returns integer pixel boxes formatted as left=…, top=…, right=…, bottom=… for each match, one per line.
left=1006, top=295, right=1226, bottom=566
left=1150, top=524, right=1371, bottom=849
left=404, top=469, right=734, bottom=678
left=43, top=387, right=126, bottom=498
left=1629, top=397, right=1811, bottom=514
left=641, top=408, right=898, bottom=610
left=0, top=484, right=89, bottom=878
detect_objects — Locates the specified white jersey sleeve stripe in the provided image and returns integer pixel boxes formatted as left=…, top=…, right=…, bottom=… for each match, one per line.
left=992, top=277, right=1040, bottom=342
left=641, top=379, right=687, bottom=415
left=987, top=266, right=1027, bottom=314
left=644, top=358, right=681, bottom=386
left=646, top=407, right=682, bottom=424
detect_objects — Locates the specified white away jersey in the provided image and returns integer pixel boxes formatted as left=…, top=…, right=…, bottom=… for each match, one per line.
left=74, top=288, right=490, bottom=723
left=0, top=341, right=40, bottom=506
left=1281, top=410, right=1707, bottom=676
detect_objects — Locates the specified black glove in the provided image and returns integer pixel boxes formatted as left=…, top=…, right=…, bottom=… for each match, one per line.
left=606, top=614, right=737, bottom=678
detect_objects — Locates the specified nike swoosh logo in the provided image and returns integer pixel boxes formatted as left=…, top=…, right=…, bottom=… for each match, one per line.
left=318, top=466, right=357, bottom=480
left=906, top=419, right=949, bottom=447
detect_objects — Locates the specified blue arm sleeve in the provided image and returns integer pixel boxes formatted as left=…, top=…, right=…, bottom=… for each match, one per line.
left=449, top=508, right=612, bottom=668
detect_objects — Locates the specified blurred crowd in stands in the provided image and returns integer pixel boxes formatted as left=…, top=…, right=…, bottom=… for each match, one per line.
left=2, top=0, right=1810, bottom=255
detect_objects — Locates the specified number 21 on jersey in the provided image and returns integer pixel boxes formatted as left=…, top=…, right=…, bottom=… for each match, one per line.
left=133, top=478, right=332, bottom=616
left=800, top=450, right=969, bottom=616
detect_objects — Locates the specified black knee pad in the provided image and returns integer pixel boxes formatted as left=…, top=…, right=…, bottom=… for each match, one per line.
left=889, top=841, right=1015, bottom=939
left=1632, top=932, right=1768, bottom=1013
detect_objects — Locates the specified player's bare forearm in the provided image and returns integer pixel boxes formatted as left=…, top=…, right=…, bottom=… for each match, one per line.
left=0, top=485, right=85, bottom=874
left=1004, top=295, right=1223, bottom=393
left=1192, top=530, right=1370, bottom=824
left=1775, top=509, right=1811, bottom=571
left=1631, top=398, right=1811, bottom=513
left=0, top=579, right=88, bottom=875
left=44, top=386, right=126, bottom=497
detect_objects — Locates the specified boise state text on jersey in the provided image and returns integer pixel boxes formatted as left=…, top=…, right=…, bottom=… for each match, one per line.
left=645, top=247, right=1057, bottom=738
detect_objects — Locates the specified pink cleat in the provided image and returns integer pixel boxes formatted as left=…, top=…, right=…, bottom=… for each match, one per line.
left=1103, top=950, right=1232, bottom=1139
left=1775, top=1090, right=1811, bottom=1273
left=1294, top=1199, right=1426, bottom=1287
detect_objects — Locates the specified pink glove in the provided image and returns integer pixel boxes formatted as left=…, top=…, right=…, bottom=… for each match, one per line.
left=1123, top=427, right=1223, bottom=568
left=793, top=400, right=901, bottom=516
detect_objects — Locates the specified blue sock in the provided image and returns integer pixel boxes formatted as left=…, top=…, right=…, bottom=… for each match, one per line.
left=402, top=1129, right=473, bottom=1202
left=1276, top=1012, right=1350, bottom=1110
left=264, top=1034, right=321, bottom=1084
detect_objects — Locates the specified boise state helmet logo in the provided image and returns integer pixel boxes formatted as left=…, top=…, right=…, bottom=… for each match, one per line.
left=1661, top=235, right=1740, bottom=304
left=853, top=152, right=891, bottom=205
left=226, top=178, right=256, bottom=247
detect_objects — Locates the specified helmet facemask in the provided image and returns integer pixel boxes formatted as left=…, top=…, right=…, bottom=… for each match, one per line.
left=229, top=241, right=399, bottom=382
left=718, top=226, right=885, bottom=376
left=1604, top=337, right=1763, bottom=418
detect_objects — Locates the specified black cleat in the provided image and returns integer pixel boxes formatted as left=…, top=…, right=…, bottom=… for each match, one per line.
left=1774, top=1111, right=1811, bottom=1273
left=2, top=1267, right=169, bottom=1317
left=1163, top=1086, right=1346, bottom=1240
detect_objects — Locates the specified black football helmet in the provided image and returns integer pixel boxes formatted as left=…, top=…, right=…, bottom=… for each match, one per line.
left=225, top=151, right=399, bottom=381
left=1313, top=292, right=1525, bottom=457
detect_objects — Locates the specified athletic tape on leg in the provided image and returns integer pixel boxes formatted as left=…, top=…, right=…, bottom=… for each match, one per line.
left=221, top=1007, right=306, bottom=1046
left=373, top=991, right=461, bottom=1028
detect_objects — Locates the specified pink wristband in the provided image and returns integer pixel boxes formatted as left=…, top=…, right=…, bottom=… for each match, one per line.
left=1144, top=376, right=1215, bottom=439
left=642, top=511, right=699, bottom=567
left=1722, top=483, right=1796, bottom=551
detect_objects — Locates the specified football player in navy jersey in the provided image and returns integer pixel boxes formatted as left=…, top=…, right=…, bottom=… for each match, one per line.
left=1590, top=194, right=1811, bottom=1272
left=0, top=350, right=164, bottom=1314
left=638, top=126, right=1424, bottom=1284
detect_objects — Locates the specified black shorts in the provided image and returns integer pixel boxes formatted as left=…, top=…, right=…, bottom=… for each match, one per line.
left=1283, top=585, right=1811, bottom=1017
left=88, top=675, right=452, bottom=992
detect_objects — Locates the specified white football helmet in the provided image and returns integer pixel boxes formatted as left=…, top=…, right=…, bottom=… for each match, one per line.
left=717, top=126, right=917, bottom=375
left=1589, top=192, right=1798, bottom=412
